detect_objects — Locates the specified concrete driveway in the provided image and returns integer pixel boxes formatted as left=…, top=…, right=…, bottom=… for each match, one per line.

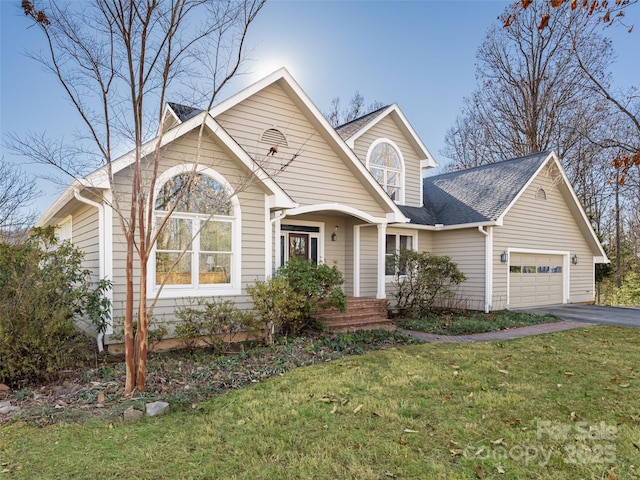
left=520, top=304, right=640, bottom=328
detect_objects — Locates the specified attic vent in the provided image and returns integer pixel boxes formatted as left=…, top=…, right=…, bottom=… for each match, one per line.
left=536, top=188, right=547, bottom=200
left=261, top=128, right=288, bottom=147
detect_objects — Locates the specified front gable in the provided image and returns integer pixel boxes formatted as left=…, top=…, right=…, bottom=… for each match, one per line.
left=214, top=76, right=404, bottom=221
left=497, top=153, right=606, bottom=260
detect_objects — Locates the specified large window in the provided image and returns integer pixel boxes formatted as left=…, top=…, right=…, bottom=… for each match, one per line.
left=385, top=233, right=414, bottom=276
left=367, top=140, right=404, bottom=202
left=152, top=166, right=239, bottom=295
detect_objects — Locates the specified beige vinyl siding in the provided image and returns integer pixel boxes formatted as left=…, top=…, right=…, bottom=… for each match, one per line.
left=416, top=229, right=433, bottom=253
left=358, top=225, right=379, bottom=297
left=106, top=130, right=268, bottom=342
left=70, top=204, right=100, bottom=281
left=492, top=165, right=595, bottom=309
left=430, top=228, right=486, bottom=310
left=351, top=116, right=423, bottom=208
left=66, top=204, right=101, bottom=334
left=216, top=83, right=389, bottom=218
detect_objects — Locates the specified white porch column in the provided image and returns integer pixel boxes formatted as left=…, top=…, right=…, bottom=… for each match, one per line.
left=376, top=223, right=387, bottom=299
left=353, top=225, right=361, bottom=297
left=274, top=216, right=282, bottom=273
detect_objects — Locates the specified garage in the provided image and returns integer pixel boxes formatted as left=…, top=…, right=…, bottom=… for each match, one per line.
left=509, top=253, right=565, bottom=308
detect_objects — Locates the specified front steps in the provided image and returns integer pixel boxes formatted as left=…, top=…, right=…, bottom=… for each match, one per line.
left=316, top=297, right=395, bottom=333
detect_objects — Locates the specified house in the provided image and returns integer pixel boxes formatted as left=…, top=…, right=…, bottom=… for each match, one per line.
left=35, top=68, right=608, bottom=350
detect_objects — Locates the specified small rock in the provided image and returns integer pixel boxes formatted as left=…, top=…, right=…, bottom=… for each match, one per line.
left=123, top=406, right=144, bottom=421
left=0, top=383, right=10, bottom=392
left=0, top=401, right=21, bottom=415
left=145, top=401, right=169, bottom=417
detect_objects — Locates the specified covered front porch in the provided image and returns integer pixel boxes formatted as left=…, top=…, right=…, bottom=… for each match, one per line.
left=268, top=203, right=402, bottom=300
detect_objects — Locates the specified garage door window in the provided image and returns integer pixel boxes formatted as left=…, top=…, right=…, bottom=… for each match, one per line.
left=510, top=264, right=562, bottom=274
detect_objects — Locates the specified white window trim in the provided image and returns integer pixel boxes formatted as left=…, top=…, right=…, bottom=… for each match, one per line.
left=148, top=164, right=242, bottom=298
left=384, top=229, right=418, bottom=283
left=366, top=138, right=405, bottom=205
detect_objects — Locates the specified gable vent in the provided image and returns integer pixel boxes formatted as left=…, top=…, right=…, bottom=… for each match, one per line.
left=536, top=188, right=547, bottom=200
left=261, top=128, right=288, bottom=147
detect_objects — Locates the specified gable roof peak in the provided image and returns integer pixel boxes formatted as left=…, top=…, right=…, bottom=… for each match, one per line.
left=167, top=102, right=203, bottom=122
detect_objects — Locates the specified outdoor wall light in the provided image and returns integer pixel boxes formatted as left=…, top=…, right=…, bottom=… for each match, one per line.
left=331, top=226, right=339, bottom=242
left=500, top=251, right=508, bottom=263
left=572, top=254, right=579, bottom=265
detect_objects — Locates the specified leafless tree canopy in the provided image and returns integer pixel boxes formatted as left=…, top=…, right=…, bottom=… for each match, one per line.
left=0, top=158, right=40, bottom=242
left=325, top=92, right=385, bottom=128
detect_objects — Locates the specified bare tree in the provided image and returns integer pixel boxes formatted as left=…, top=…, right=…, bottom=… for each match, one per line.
left=0, top=158, right=40, bottom=242
left=324, top=92, right=384, bottom=128
left=12, top=0, right=266, bottom=394
left=444, top=1, right=613, bottom=171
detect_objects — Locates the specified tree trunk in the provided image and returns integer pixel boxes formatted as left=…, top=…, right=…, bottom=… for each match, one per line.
left=124, top=232, right=136, bottom=394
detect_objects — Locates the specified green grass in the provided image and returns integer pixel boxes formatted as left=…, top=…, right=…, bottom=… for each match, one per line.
left=2, top=325, right=639, bottom=479
left=395, top=310, right=558, bottom=335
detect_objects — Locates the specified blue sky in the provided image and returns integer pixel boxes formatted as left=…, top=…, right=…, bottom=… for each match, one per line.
left=1, top=0, right=639, bottom=216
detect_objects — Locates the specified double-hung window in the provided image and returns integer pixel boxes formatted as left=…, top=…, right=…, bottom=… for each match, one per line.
left=385, top=233, right=414, bottom=276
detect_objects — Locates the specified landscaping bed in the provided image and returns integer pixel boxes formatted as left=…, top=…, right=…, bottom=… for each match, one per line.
left=393, top=309, right=558, bottom=335
left=0, top=330, right=420, bottom=426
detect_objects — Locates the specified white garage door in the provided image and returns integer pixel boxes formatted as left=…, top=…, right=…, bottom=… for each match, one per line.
left=509, top=253, right=564, bottom=308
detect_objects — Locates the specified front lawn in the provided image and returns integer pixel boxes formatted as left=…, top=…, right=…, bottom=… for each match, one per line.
left=2, top=325, right=639, bottom=479
left=395, top=309, right=558, bottom=335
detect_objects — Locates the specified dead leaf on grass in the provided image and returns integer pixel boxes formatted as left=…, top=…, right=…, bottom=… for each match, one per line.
left=353, top=404, right=363, bottom=414
left=498, top=369, right=509, bottom=375
left=403, top=429, right=419, bottom=433
left=475, top=465, right=485, bottom=478
left=491, top=438, right=505, bottom=445
left=497, top=465, right=506, bottom=474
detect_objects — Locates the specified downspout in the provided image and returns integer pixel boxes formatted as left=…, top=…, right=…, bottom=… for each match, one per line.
left=478, top=226, right=493, bottom=313
left=74, top=189, right=106, bottom=352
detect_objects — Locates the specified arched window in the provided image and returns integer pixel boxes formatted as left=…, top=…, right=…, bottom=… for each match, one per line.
left=367, top=139, right=404, bottom=202
left=152, top=165, right=240, bottom=296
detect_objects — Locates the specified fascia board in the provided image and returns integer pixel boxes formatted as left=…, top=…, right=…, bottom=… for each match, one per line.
left=344, top=104, right=437, bottom=168
left=497, top=151, right=607, bottom=260
left=397, top=220, right=501, bottom=231
left=549, top=154, right=608, bottom=260
left=86, top=110, right=210, bottom=188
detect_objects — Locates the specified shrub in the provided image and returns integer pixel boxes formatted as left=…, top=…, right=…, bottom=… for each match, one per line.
left=247, top=276, right=307, bottom=339
left=0, top=227, right=111, bottom=387
left=392, top=250, right=466, bottom=318
left=175, top=298, right=262, bottom=352
left=248, top=259, right=347, bottom=336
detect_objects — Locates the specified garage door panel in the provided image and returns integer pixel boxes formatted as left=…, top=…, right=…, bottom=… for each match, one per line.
left=509, top=253, right=563, bottom=308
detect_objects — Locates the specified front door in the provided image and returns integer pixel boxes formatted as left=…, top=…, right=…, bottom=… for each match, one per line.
left=289, top=233, right=309, bottom=260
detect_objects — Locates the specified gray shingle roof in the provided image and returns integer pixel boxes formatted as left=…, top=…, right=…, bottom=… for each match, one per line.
left=168, top=102, right=202, bottom=122
left=404, top=152, right=551, bottom=227
left=335, top=106, right=389, bottom=141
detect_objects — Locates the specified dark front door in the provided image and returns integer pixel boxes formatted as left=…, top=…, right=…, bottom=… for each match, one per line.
left=289, top=233, right=309, bottom=260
